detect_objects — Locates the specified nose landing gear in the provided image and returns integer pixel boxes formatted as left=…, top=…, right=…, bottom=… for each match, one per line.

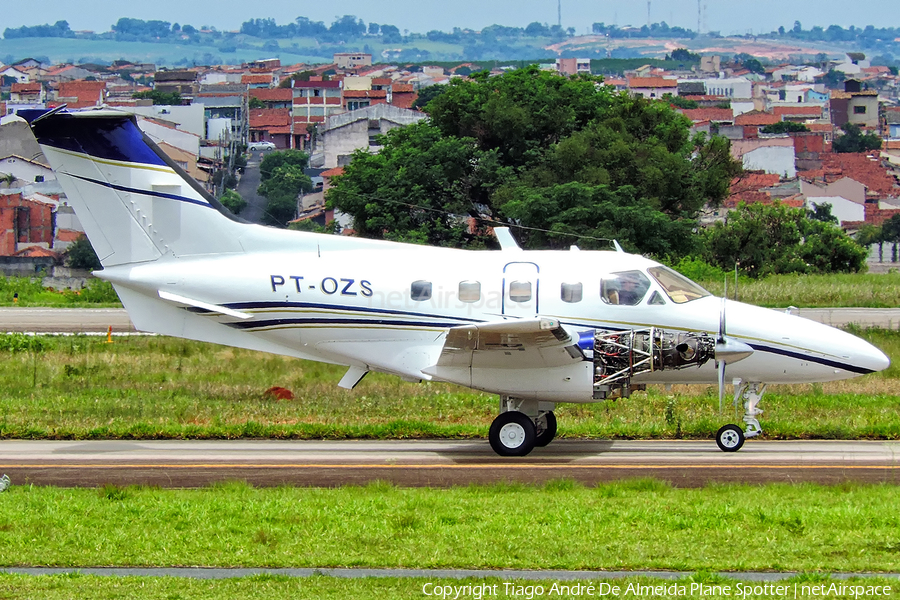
left=716, top=381, right=767, bottom=452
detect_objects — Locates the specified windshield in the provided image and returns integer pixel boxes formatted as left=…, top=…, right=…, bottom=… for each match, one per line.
left=647, top=266, right=711, bottom=304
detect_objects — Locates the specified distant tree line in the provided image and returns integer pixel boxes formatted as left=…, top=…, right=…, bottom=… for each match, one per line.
left=592, top=22, right=697, bottom=39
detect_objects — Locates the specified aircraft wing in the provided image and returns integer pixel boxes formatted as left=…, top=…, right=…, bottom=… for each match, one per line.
left=422, top=318, right=585, bottom=385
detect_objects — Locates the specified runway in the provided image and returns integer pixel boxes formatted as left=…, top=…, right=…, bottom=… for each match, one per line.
left=1, top=439, right=898, bottom=488
left=1, top=307, right=899, bottom=334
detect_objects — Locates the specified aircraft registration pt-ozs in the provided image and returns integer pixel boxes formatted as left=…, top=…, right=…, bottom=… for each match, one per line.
left=21, top=107, right=890, bottom=456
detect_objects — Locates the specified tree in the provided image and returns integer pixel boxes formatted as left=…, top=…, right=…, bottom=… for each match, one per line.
left=249, top=96, right=265, bottom=109
left=219, top=189, right=247, bottom=216
left=808, top=202, right=838, bottom=224
left=133, top=90, right=182, bottom=105
left=881, top=213, right=900, bottom=262
left=855, top=223, right=884, bottom=261
left=760, top=121, right=810, bottom=134
left=65, top=235, right=102, bottom=270
left=326, top=122, right=510, bottom=246
left=426, top=67, right=614, bottom=168
left=411, top=84, right=447, bottom=110
left=670, top=48, right=700, bottom=62
left=330, top=69, right=742, bottom=255
left=259, top=149, right=310, bottom=181
left=258, top=164, right=312, bottom=227
left=833, top=123, right=882, bottom=153
left=703, top=202, right=866, bottom=277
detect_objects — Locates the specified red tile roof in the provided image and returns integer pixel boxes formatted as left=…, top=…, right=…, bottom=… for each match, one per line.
left=250, top=88, right=292, bottom=102
left=773, top=106, right=822, bottom=117
left=680, top=108, right=733, bottom=122
left=11, top=82, right=41, bottom=93
left=55, top=229, right=83, bottom=242
left=391, top=83, right=414, bottom=93
left=820, top=152, right=899, bottom=197
left=372, top=77, right=392, bottom=86
left=731, top=172, right=781, bottom=194
left=627, top=77, right=677, bottom=88
left=249, top=108, right=291, bottom=129
left=242, top=74, right=273, bottom=85
left=343, top=89, right=387, bottom=98
left=391, top=90, right=418, bottom=110
left=735, top=111, right=781, bottom=126
left=13, top=246, right=61, bottom=259
left=320, top=167, right=344, bottom=177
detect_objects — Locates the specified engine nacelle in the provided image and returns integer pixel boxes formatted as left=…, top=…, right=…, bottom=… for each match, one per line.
left=590, top=328, right=716, bottom=399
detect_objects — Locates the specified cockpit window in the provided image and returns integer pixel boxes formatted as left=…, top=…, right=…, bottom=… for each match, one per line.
left=601, top=271, right=651, bottom=306
left=647, top=266, right=711, bottom=304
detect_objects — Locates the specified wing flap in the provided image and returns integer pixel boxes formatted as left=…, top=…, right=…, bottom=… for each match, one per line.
left=423, top=318, right=584, bottom=383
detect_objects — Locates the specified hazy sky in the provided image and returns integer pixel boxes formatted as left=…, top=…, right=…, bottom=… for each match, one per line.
left=3, top=0, right=898, bottom=37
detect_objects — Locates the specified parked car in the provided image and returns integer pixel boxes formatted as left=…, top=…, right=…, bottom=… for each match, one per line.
left=248, top=141, right=276, bottom=151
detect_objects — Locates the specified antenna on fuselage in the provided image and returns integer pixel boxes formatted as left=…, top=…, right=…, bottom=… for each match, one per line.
left=612, top=240, right=624, bottom=253
left=494, top=227, right=522, bottom=251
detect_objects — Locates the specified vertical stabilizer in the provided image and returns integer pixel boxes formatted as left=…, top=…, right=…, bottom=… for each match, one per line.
left=24, top=108, right=245, bottom=266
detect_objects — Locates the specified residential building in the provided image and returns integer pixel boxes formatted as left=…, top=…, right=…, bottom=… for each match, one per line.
left=830, top=80, right=879, bottom=129
left=627, top=77, right=678, bottom=99
left=319, top=103, right=426, bottom=168
left=555, top=58, right=591, bottom=76
left=154, top=70, right=200, bottom=97
left=334, top=53, right=372, bottom=69
left=0, top=192, right=55, bottom=255
left=249, top=108, right=292, bottom=149
left=10, top=83, right=43, bottom=104
left=56, top=80, right=107, bottom=109
left=250, top=87, right=293, bottom=109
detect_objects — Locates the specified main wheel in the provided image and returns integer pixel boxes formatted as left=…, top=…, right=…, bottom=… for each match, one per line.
left=716, top=424, right=745, bottom=452
left=489, top=411, right=536, bottom=457
left=534, top=411, right=557, bottom=447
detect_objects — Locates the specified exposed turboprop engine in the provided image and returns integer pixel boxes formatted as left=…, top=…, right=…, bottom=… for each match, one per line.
left=586, top=328, right=717, bottom=399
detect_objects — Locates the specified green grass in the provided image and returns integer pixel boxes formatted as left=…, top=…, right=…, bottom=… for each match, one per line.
left=0, top=481, right=899, bottom=571
left=0, top=329, right=897, bottom=441
left=0, top=276, right=121, bottom=308
left=697, top=272, right=900, bottom=308
left=0, top=574, right=897, bottom=599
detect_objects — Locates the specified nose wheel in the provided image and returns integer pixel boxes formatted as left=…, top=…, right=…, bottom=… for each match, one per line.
left=716, top=381, right=766, bottom=452
left=715, top=424, right=744, bottom=452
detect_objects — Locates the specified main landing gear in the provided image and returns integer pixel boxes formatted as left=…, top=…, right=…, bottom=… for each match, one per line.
left=715, top=381, right=767, bottom=452
left=488, top=397, right=557, bottom=457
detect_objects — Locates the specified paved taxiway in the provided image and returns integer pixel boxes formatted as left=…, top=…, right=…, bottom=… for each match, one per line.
left=1, top=307, right=900, bottom=334
left=1, top=439, right=898, bottom=488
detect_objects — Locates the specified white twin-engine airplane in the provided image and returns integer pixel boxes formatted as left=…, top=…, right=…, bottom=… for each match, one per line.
left=22, top=108, right=890, bottom=456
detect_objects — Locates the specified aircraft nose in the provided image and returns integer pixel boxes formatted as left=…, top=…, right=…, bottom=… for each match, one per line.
left=861, top=342, right=891, bottom=374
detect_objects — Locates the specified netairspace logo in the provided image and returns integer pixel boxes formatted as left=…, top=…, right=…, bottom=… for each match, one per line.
left=421, top=581, right=893, bottom=599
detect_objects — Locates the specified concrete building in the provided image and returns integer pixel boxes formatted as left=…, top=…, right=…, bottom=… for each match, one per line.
left=731, top=137, right=797, bottom=178
left=556, top=58, right=591, bottom=76
left=334, top=53, right=372, bottom=69
left=627, top=77, right=678, bottom=99
left=830, top=80, right=879, bottom=129
left=320, top=103, right=426, bottom=168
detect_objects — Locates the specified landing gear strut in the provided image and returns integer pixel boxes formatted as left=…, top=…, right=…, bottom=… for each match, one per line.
left=488, top=397, right=556, bottom=457
left=716, top=381, right=767, bottom=453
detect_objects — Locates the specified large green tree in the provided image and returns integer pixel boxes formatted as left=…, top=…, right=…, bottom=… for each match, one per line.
left=833, top=123, right=882, bottom=153
left=704, top=202, right=867, bottom=277
left=329, top=67, right=741, bottom=256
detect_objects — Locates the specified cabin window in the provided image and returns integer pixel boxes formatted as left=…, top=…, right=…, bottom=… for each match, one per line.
left=410, top=280, right=432, bottom=301
left=601, top=271, right=651, bottom=306
left=508, top=281, right=532, bottom=303
left=648, top=290, right=666, bottom=305
left=647, top=266, right=710, bottom=304
left=458, top=281, right=481, bottom=303
left=560, top=282, right=583, bottom=303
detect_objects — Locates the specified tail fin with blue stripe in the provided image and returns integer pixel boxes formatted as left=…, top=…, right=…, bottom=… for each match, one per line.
left=24, top=108, right=246, bottom=267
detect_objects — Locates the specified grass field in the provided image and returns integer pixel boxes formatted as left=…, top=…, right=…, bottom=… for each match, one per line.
left=0, top=481, right=899, bottom=572
left=0, top=574, right=897, bottom=599
left=0, top=329, right=896, bottom=441
left=697, top=272, right=900, bottom=309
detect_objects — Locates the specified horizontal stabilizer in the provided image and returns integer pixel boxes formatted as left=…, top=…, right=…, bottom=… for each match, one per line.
left=158, top=290, right=253, bottom=320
